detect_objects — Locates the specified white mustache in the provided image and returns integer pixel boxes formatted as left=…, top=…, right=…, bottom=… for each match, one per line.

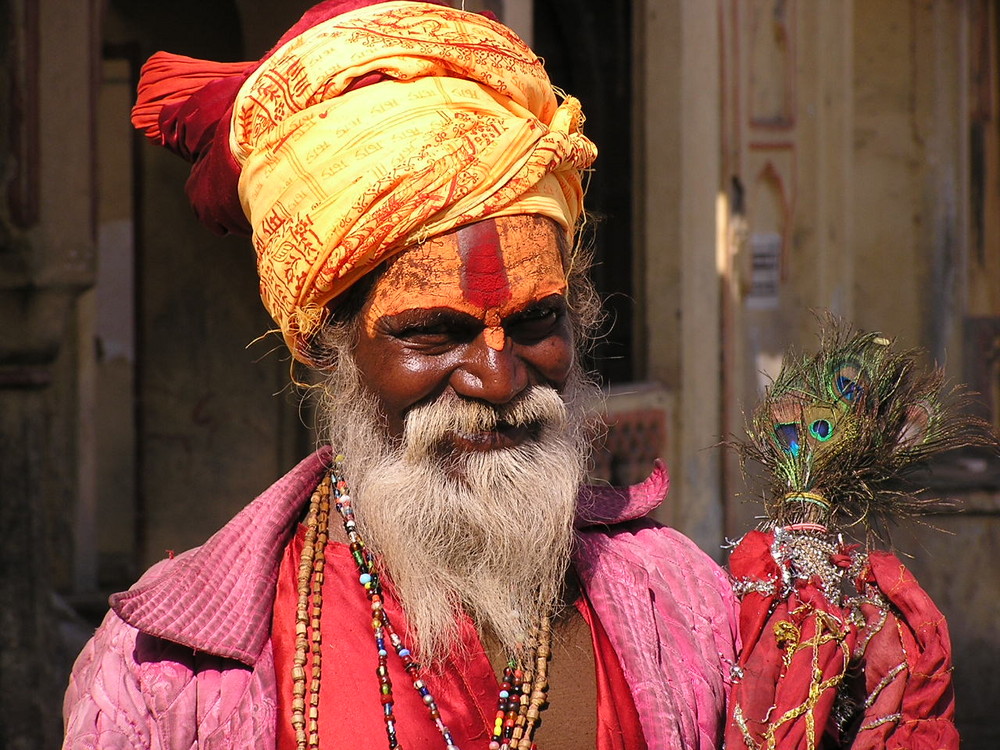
left=402, top=386, right=568, bottom=458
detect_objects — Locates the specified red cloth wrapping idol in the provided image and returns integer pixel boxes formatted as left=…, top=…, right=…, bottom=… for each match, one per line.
left=726, top=530, right=958, bottom=750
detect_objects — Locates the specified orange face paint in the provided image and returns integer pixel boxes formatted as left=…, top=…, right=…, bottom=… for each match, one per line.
left=363, top=215, right=567, bottom=350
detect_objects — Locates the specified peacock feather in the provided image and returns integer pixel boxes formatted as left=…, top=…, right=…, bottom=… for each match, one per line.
left=736, top=319, right=996, bottom=540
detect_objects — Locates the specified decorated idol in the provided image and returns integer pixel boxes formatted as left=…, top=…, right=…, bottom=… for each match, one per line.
left=724, top=322, right=991, bottom=750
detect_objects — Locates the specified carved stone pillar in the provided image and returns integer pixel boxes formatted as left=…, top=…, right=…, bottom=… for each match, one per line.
left=0, top=0, right=98, bottom=744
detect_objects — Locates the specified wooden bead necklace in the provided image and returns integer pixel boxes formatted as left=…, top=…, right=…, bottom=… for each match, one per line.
left=292, top=456, right=552, bottom=750
left=292, top=472, right=331, bottom=749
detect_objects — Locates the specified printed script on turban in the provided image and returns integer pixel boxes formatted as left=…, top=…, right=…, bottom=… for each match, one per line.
left=227, top=1, right=597, bottom=362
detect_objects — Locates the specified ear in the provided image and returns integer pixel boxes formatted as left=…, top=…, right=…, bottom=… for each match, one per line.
left=898, top=400, right=932, bottom=448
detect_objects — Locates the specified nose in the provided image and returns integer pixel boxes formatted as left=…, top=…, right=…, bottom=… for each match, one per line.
left=449, top=332, right=528, bottom=405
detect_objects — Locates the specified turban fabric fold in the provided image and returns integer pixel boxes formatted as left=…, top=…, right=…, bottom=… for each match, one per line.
left=132, top=0, right=596, bottom=362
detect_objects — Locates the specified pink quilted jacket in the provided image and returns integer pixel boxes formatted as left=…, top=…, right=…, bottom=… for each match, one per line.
left=63, top=449, right=738, bottom=749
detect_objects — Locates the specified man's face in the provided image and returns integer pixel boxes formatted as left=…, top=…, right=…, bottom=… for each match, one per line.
left=352, top=214, right=575, bottom=446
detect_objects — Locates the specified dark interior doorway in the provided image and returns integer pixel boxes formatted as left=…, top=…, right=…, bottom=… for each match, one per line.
left=533, top=0, right=635, bottom=385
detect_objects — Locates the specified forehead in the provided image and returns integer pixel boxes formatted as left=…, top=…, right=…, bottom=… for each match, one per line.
left=363, top=215, right=567, bottom=323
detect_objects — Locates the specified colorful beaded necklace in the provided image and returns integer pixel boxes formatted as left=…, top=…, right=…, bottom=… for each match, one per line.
left=292, top=456, right=552, bottom=750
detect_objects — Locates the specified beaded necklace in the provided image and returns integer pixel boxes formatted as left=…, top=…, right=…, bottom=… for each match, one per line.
left=292, top=456, right=552, bottom=750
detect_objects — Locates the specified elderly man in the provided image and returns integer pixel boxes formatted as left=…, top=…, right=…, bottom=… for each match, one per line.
left=63, top=2, right=738, bottom=748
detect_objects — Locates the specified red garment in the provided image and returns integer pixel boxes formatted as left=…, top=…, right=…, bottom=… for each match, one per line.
left=273, top=524, right=646, bottom=748
left=576, top=590, right=648, bottom=750
left=67, top=449, right=736, bottom=749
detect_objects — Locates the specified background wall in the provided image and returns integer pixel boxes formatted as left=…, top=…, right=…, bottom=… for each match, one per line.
left=1, top=0, right=997, bottom=746
left=636, top=2, right=1000, bottom=745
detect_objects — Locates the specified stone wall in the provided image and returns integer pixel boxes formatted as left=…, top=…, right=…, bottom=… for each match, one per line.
left=0, top=0, right=98, bottom=746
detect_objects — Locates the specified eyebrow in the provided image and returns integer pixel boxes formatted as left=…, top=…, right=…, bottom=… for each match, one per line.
left=374, top=308, right=479, bottom=344
left=503, top=294, right=567, bottom=321
left=378, top=294, right=566, bottom=329
left=377, top=307, right=481, bottom=331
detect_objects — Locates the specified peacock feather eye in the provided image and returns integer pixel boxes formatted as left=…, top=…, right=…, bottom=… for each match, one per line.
left=774, top=423, right=801, bottom=456
left=832, top=362, right=862, bottom=403
left=809, top=419, right=834, bottom=441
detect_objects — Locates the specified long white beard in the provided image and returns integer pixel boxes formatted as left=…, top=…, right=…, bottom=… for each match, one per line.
left=321, top=353, right=597, bottom=664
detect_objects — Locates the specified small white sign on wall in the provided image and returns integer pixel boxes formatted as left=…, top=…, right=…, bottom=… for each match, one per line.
left=747, top=231, right=782, bottom=309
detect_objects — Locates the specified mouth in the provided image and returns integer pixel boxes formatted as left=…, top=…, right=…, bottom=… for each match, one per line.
left=445, top=421, right=537, bottom=452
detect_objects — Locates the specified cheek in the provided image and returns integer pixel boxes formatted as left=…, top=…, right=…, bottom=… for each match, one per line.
left=526, top=329, right=576, bottom=387
left=351, top=337, right=454, bottom=431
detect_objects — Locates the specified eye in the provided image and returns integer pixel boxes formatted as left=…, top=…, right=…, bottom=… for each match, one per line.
left=505, top=302, right=564, bottom=342
left=774, top=423, right=801, bottom=456
left=396, top=322, right=474, bottom=347
left=809, top=419, right=834, bottom=441
left=396, top=323, right=450, bottom=343
left=383, top=311, right=477, bottom=350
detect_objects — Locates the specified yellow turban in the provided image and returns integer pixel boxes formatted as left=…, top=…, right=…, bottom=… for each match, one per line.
left=228, top=1, right=596, bottom=362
